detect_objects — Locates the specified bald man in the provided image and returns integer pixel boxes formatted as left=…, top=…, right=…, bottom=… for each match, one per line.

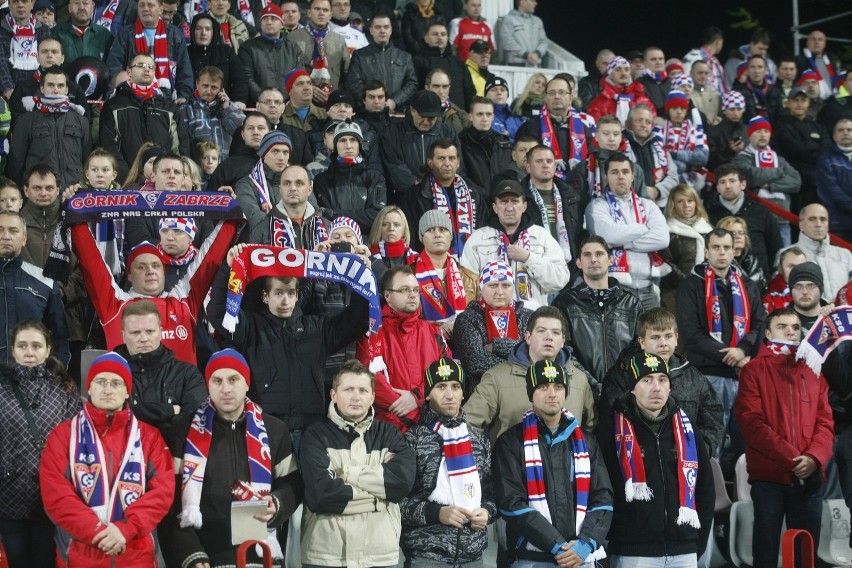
left=794, top=203, right=852, bottom=301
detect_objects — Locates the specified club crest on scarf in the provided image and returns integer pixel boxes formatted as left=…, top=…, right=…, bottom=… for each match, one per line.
left=488, top=310, right=512, bottom=338
left=74, top=461, right=102, bottom=504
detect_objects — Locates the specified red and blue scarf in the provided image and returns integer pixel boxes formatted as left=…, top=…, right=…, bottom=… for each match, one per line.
left=700, top=46, right=728, bottom=94
left=249, top=159, right=272, bottom=212
left=271, top=214, right=327, bottom=249
left=427, top=420, right=481, bottom=511
left=704, top=264, right=751, bottom=347
left=430, top=174, right=475, bottom=255
left=614, top=408, right=700, bottom=528
left=797, top=306, right=852, bottom=375
left=603, top=188, right=668, bottom=277
left=126, top=80, right=161, bottom=102
left=97, top=0, right=120, bottom=31
left=71, top=407, right=145, bottom=524
left=539, top=105, right=590, bottom=175
left=412, top=252, right=467, bottom=322
left=134, top=19, right=172, bottom=91
left=307, top=22, right=331, bottom=83
left=804, top=48, right=837, bottom=82
left=28, top=95, right=74, bottom=113
left=6, top=14, right=38, bottom=71
left=370, top=239, right=417, bottom=263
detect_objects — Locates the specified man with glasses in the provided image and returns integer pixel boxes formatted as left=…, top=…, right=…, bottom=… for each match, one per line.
left=516, top=75, right=595, bottom=175
left=787, top=262, right=829, bottom=331
left=426, top=69, right=469, bottom=134
left=99, top=52, right=190, bottom=178
left=40, top=352, right=175, bottom=566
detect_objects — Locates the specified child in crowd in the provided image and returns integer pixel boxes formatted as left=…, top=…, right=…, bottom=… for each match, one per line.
left=196, top=141, right=221, bottom=191
left=0, top=177, right=22, bottom=212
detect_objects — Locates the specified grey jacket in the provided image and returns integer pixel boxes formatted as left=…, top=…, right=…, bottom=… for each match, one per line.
left=731, top=146, right=802, bottom=211
left=497, top=9, right=548, bottom=66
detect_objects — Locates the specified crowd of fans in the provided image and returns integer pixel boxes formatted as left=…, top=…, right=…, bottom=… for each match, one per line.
left=1, top=0, right=852, bottom=566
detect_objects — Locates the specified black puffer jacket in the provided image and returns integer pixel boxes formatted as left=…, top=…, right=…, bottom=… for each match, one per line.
left=735, top=250, right=767, bottom=296
left=207, top=266, right=369, bottom=430
left=313, top=157, right=387, bottom=233
left=595, top=395, right=714, bottom=558
left=346, top=41, right=419, bottom=110
left=494, top=412, right=613, bottom=563
left=551, top=278, right=643, bottom=389
left=115, top=344, right=207, bottom=431
left=458, top=126, right=513, bottom=192
left=187, top=14, right=249, bottom=104
left=400, top=405, right=497, bottom=563
left=774, top=113, right=830, bottom=196
left=600, top=344, right=724, bottom=456
left=412, top=45, right=476, bottom=111
left=307, top=116, right=380, bottom=170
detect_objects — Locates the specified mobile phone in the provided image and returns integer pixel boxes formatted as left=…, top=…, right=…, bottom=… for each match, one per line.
left=330, top=242, right=353, bottom=253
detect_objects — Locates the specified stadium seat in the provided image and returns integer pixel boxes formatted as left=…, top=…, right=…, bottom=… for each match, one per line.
left=729, top=500, right=784, bottom=567
left=735, top=454, right=751, bottom=502
left=818, top=499, right=852, bottom=566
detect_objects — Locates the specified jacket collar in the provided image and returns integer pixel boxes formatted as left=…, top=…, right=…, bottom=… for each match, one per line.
left=328, top=400, right=374, bottom=434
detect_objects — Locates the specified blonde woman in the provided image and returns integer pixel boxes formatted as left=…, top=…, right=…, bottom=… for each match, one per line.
left=660, top=184, right=713, bottom=310
left=369, top=205, right=416, bottom=270
left=512, top=72, right=547, bottom=118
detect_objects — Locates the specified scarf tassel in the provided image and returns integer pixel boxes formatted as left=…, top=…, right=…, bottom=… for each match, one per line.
left=179, top=506, right=203, bottom=529
left=677, top=506, right=701, bottom=528
left=625, top=480, right=653, bottom=502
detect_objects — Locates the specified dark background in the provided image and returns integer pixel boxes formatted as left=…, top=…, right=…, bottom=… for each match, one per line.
left=539, top=1, right=852, bottom=70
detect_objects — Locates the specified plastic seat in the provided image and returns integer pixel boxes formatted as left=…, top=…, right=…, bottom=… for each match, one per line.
left=711, top=457, right=732, bottom=512
left=818, top=499, right=852, bottom=566
left=735, top=453, right=751, bottom=502
left=729, top=500, right=784, bottom=567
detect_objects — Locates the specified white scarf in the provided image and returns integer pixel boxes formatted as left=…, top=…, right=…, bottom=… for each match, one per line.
left=428, top=421, right=482, bottom=512
left=667, top=217, right=714, bottom=267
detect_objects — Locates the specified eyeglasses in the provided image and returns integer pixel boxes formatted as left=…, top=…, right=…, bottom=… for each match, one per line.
left=131, top=63, right=155, bottom=70
left=792, top=283, right=819, bottom=292
left=258, top=99, right=284, bottom=105
left=546, top=90, right=572, bottom=97
left=388, top=287, right=419, bottom=295
left=90, top=378, right=126, bottom=390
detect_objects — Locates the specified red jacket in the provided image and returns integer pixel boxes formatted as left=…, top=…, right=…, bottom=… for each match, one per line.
left=71, top=220, right=238, bottom=365
left=357, top=304, right=448, bottom=431
left=586, top=77, right=656, bottom=123
left=762, top=273, right=792, bottom=314
left=40, top=402, right=175, bottom=567
left=735, top=342, right=834, bottom=485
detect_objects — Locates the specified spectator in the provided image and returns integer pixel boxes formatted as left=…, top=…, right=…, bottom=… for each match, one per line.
left=0, top=178, right=22, bottom=212
left=400, top=357, right=496, bottom=565
left=494, top=135, right=538, bottom=184
left=762, top=246, right=807, bottom=313
left=707, top=91, right=747, bottom=170
left=281, top=68, right=328, bottom=133
left=425, top=68, right=470, bottom=134
left=288, top=0, right=350, bottom=103
left=683, top=26, right=727, bottom=94
left=53, top=0, right=114, bottom=62
left=0, top=321, right=80, bottom=568
left=179, top=65, right=245, bottom=161
left=817, top=72, right=852, bottom=133
left=485, top=76, right=525, bottom=143
left=731, top=116, right=802, bottom=247
left=346, top=13, right=417, bottom=113
left=8, top=67, right=91, bottom=189
left=237, top=4, right=303, bottom=106
left=379, top=90, right=460, bottom=201
left=464, top=39, right=495, bottom=97
left=723, top=28, right=777, bottom=88
left=0, top=0, right=51, bottom=99
left=788, top=261, right=829, bottom=331
left=637, top=46, right=672, bottom=115
left=654, top=90, right=709, bottom=190
left=795, top=203, right=852, bottom=301
left=766, top=55, right=798, bottom=122
left=601, top=308, right=724, bottom=457
left=299, top=360, right=415, bottom=567
left=735, top=307, right=834, bottom=568
left=551, top=236, right=644, bottom=393
left=328, top=0, right=368, bottom=54
left=354, top=264, right=445, bottom=430
left=795, top=29, right=839, bottom=100
left=448, top=0, right=492, bottom=63
left=775, top=86, right=829, bottom=207
left=498, top=0, right=546, bottom=67
left=358, top=79, right=391, bottom=132
left=512, top=72, right=547, bottom=119
left=458, top=97, right=511, bottom=190
left=279, top=0, right=304, bottom=36
left=234, top=131, right=293, bottom=240
left=731, top=55, right=771, bottom=121
left=689, top=61, right=722, bottom=125
left=106, top=0, right=194, bottom=101
left=587, top=56, right=655, bottom=125
left=453, top=260, right=533, bottom=389
left=578, top=49, right=614, bottom=111
left=313, top=120, right=387, bottom=233
left=186, top=14, right=249, bottom=106
left=161, top=0, right=189, bottom=42
left=676, top=227, right=766, bottom=437
left=238, top=87, right=311, bottom=166
left=414, top=20, right=475, bottom=113
left=122, top=143, right=163, bottom=189
left=660, top=184, right=714, bottom=311
left=816, top=118, right=852, bottom=241
left=99, top=52, right=190, bottom=179
left=492, top=358, right=612, bottom=567
left=401, top=0, right=442, bottom=56
left=717, top=215, right=768, bottom=294
left=160, top=349, right=303, bottom=567
left=464, top=304, right=596, bottom=444
left=39, top=353, right=174, bottom=566
left=797, top=68, right=825, bottom=121
left=597, top=351, right=714, bottom=567
left=206, top=112, right=269, bottom=192
left=705, top=164, right=782, bottom=280
left=367, top=205, right=417, bottom=268
left=460, top=180, right=568, bottom=309
left=204, top=0, right=250, bottom=52
left=401, top=139, right=483, bottom=253
left=623, top=105, right=678, bottom=207
left=516, top=75, right=596, bottom=176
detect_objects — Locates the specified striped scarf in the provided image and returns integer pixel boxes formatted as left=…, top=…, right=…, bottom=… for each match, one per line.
left=28, top=95, right=73, bottom=113
left=158, top=242, right=198, bottom=266
left=134, top=19, right=172, bottom=91
left=71, top=407, right=145, bottom=524
left=96, top=0, right=120, bottom=31
left=539, top=106, right=591, bottom=174
left=643, top=69, right=667, bottom=83
left=497, top=230, right=533, bottom=302
left=412, top=252, right=467, bottom=322
left=656, top=119, right=706, bottom=154
left=603, top=188, right=668, bottom=279
left=700, top=46, right=728, bottom=94
left=623, top=137, right=669, bottom=184
left=307, top=22, right=331, bottom=83
left=271, top=214, right=327, bottom=249
left=520, top=409, right=605, bottom=559
left=237, top=0, right=266, bottom=27
left=804, top=48, right=837, bottom=82
left=429, top=174, right=475, bottom=255
left=370, top=239, right=416, bottom=263
left=763, top=273, right=791, bottom=313
left=6, top=14, right=38, bottom=71
left=249, top=159, right=272, bottom=212
left=797, top=306, right=852, bottom=375
left=126, top=80, right=161, bottom=102
left=428, top=420, right=481, bottom=511
left=526, top=181, right=571, bottom=261
left=704, top=264, right=751, bottom=347
left=614, top=408, right=700, bottom=528
left=179, top=397, right=271, bottom=529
